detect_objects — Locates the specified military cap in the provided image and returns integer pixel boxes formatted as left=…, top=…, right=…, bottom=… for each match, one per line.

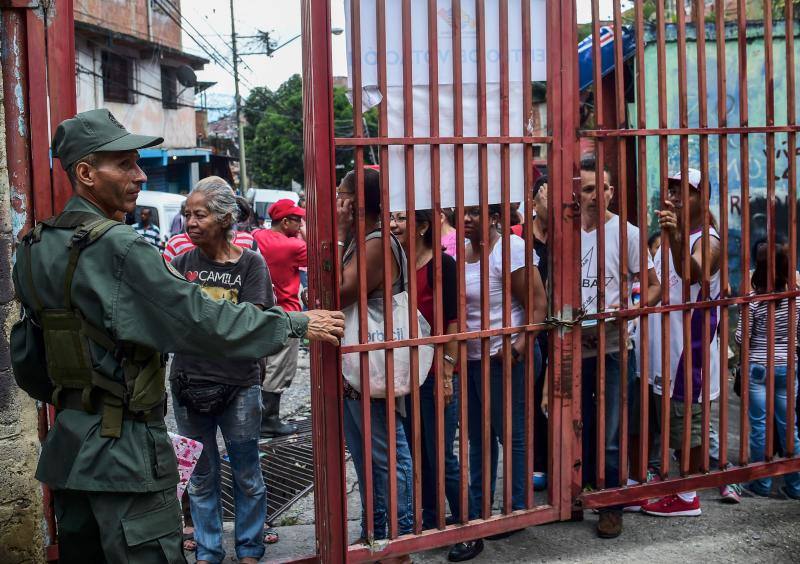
left=51, top=109, right=163, bottom=170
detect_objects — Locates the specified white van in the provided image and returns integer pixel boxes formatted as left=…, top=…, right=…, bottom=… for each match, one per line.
left=246, top=188, right=299, bottom=227
left=132, top=191, right=186, bottom=245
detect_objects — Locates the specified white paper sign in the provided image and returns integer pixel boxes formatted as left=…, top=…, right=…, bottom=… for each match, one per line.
left=344, top=0, right=547, bottom=211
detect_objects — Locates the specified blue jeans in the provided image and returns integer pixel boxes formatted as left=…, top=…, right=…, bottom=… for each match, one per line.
left=467, top=344, right=541, bottom=518
left=172, top=384, right=266, bottom=563
left=581, top=352, right=632, bottom=491
left=748, top=363, right=800, bottom=496
left=402, top=375, right=467, bottom=529
left=343, top=397, right=414, bottom=539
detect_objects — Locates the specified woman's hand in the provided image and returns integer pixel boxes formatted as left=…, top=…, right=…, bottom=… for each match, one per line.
left=442, top=363, right=455, bottom=405
left=337, top=198, right=354, bottom=242
left=541, top=376, right=549, bottom=418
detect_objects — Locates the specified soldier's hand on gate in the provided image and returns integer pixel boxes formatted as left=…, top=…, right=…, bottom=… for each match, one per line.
left=304, top=309, right=345, bottom=345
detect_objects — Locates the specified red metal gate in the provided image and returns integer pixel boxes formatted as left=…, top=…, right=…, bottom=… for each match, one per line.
left=1, top=1, right=77, bottom=561
left=304, top=1, right=800, bottom=562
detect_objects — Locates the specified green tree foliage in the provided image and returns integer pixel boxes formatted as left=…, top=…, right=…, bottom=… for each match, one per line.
left=243, top=74, right=378, bottom=189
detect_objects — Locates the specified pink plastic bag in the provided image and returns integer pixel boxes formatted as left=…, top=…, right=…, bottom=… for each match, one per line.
left=169, top=432, right=203, bottom=499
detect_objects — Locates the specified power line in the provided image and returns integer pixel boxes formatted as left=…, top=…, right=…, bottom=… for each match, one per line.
left=154, top=0, right=256, bottom=85
left=74, top=6, right=249, bottom=90
left=151, top=0, right=253, bottom=89
left=75, top=62, right=230, bottom=111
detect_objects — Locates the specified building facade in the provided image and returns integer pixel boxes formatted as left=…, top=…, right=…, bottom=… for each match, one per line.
left=74, top=0, right=212, bottom=193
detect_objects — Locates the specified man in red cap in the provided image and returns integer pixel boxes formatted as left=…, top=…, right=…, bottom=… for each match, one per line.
left=253, top=199, right=308, bottom=436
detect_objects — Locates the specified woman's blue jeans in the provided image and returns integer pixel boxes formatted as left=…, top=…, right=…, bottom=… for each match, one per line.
left=467, top=343, right=540, bottom=518
left=402, top=375, right=467, bottom=529
left=747, top=363, right=800, bottom=496
left=343, top=397, right=414, bottom=539
left=172, top=384, right=266, bottom=564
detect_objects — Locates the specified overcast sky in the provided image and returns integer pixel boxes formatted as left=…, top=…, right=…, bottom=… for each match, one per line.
left=184, top=0, right=633, bottom=113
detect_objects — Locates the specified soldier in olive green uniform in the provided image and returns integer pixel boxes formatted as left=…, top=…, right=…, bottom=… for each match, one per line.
left=11, top=109, right=344, bottom=563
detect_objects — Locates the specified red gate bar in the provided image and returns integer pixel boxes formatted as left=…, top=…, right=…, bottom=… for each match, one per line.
left=611, top=0, right=631, bottom=488
left=521, top=0, right=537, bottom=511
left=346, top=0, right=377, bottom=545
left=737, top=0, right=752, bottom=468
left=654, top=0, right=672, bottom=479
left=401, top=0, right=421, bottom=537
left=715, top=0, right=731, bottom=473
left=450, top=0, right=471, bottom=526
left=633, top=0, right=651, bottom=484
left=581, top=457, right=800, bottom=509
left=589, top=0, right=608, bottom=491
left=786, top=0, right=798, bottom=459
left=764, top=0, right=777, bottom=464
left=674, top=0, right=694, bottom=479
left=300, top=0, right=349, bottom=560
left=694, top=0, right=712, bottom=474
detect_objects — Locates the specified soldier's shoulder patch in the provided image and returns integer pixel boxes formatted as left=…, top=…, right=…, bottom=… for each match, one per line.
left=163, top=257, right=186, bottom=281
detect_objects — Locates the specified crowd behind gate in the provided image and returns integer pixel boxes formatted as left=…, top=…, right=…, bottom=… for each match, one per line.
left=130, top=160, right=798, bottom=564
left=332, top=158, right=800, bottom=563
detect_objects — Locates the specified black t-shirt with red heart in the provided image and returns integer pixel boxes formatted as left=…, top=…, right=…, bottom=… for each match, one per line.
left=169, top=247, right=272, bottom=386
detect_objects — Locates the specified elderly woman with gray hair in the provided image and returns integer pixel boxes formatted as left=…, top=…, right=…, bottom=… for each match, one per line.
left=170, top=176, right=273, bottom=564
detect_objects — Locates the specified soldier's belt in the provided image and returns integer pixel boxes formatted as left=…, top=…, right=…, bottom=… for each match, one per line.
left=57, top=388, right=166, bottom=426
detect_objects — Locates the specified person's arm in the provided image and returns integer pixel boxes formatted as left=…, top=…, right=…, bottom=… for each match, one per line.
left=506, top=246, right=547, bottom=360
left=113, top=238, right=343, bottom=357
left=645, top=267, right=661, bottom=307
left=440, top=256, right=459, bottom=404
left=296, top=238, right=308, bottom=268
left=657, top=202, right=721, bottom=284
left=340, top=238, right=390, bottom=307
left=443, top=320, right=458, bottom=404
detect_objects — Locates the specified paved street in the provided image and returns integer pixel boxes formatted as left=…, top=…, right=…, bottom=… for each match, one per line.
left=169, top=354, right=800, bottom=563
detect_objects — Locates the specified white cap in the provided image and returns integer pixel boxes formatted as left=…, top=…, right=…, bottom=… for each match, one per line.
left=667, top=168, right=702, bottom=190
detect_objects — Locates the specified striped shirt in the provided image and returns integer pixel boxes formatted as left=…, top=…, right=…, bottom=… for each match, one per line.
left=163, top=231, right=256, bottom=262
left=132, top=223, right=160, bottom=247
left=736, top=293, right=800, bottom=366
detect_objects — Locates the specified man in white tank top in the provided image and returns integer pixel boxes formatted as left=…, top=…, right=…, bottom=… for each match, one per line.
left=643, top=168, right=722, bottom=518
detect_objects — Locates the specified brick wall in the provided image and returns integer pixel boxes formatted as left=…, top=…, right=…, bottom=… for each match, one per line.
left=74, top=0, right=182, bottom=51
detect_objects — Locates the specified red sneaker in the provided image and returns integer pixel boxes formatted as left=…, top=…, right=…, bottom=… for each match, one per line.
left=641, top=494, right=701, bottom=517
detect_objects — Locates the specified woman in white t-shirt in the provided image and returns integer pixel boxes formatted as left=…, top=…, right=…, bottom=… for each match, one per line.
left=462, top=204, right=546, bottom=526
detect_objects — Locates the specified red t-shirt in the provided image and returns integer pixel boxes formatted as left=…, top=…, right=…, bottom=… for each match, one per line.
left=253, top=229, right=307, bottom=311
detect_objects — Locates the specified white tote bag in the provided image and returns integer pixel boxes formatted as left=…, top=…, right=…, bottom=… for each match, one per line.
left=341, top=292, right=434, bottom=397
left=341, top=234, right=434, bottom=397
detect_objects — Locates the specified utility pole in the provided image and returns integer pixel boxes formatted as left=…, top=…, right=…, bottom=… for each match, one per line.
left=230, top=0, right=248, bottom=192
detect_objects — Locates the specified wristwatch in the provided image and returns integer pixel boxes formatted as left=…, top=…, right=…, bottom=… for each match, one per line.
left=443, top=353, right=457, bottom=366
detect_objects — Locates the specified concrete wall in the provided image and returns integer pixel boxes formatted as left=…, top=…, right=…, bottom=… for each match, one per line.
left=74, top=0, right=182, bottom=51
left=75, top=36, right=197, bottom=148
left=0, top=56, right=44, bottom=564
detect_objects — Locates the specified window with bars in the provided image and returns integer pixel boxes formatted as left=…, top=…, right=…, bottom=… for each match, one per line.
left=102, top=51, right=134, bottom=104
left=161, top=66, right=179, bottom=109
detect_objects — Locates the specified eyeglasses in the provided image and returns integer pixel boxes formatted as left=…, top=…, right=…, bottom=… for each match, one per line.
left=285, top=215, right=303, bottom=223
left=336, top=190, right=355, bottom=198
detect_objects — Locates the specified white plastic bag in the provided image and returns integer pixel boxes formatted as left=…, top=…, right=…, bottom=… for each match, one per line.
left=341, top=291, right=434, bottom=397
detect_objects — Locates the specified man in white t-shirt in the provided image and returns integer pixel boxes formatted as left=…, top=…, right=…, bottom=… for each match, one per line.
left=578, top=155, right=661, bottom=539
